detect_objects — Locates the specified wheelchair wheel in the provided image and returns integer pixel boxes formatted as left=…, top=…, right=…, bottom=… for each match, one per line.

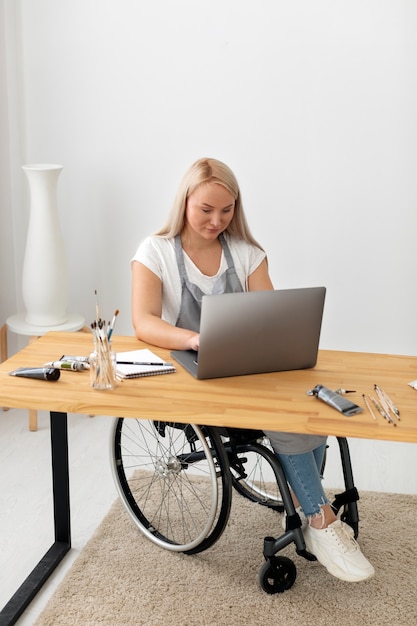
left=259, top=556, right=297, bottom=594
left=110, top=418, right=232, bottom=554
left=227, top=437, right=284, bottom=512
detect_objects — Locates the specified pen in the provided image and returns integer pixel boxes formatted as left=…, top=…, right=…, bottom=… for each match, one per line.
left=117, top=361, right=173, bottom=366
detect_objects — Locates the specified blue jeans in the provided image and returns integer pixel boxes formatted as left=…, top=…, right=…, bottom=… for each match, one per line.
left=275, top=443, right=329, bottom=517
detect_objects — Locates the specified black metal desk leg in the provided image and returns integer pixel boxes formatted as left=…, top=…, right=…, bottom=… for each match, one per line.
left=0, top=411, right=71, bottom=626
left=50, top=411, right=71, bottom=544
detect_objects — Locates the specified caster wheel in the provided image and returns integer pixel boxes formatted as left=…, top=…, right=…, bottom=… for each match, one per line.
left=259, top=556, right=297, bottom=594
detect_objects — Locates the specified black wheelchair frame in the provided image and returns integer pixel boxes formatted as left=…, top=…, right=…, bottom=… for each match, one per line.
left=110, top=418, right=359, bottom=593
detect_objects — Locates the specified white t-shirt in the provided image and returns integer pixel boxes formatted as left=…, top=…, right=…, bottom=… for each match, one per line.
left=131, top=234, right=266, bottom=325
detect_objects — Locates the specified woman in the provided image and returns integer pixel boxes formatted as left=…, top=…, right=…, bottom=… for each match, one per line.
left=131, top=157, right=374, bottom=583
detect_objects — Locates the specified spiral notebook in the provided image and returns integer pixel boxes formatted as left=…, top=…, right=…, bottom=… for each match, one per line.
left=116, top=349, right=176, bottom=379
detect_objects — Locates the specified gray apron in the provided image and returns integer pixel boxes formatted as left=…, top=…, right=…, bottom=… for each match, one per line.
left=174, top=233, right=244, bottom=332
left=174, top=234, right=325, bottom=453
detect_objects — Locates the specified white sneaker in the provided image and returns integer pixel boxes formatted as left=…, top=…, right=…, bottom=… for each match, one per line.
left=303, top=519, right=374, bottom=582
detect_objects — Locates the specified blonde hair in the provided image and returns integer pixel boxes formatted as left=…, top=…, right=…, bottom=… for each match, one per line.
left=155, top=157, right=264, bottom=250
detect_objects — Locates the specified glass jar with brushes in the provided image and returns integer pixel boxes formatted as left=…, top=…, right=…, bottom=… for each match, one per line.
left=89, top=322, right=117, bottom=390
left=90, top=294, right=119, bottom=390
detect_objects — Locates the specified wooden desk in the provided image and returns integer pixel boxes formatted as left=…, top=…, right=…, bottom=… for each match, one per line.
left=1, top=332, right=416, bottom=624
left=1, top=332, right=416, bottom=442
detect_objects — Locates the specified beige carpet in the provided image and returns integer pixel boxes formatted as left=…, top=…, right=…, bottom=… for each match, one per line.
left=36, top=490, right=417, bottom=626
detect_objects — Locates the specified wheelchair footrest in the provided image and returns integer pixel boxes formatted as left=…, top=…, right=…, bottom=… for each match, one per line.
left=296, top=548, right=317, bottom=562
left=285, top=513, right=303, bottom=531
left=331, top=487, right=359, bottom=514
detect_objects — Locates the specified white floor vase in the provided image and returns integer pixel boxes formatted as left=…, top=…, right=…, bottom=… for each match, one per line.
left=21, top=163, right=69, bottom=326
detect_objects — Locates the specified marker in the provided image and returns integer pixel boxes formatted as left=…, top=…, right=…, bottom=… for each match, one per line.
left=44, top=360, right=88, bottom=371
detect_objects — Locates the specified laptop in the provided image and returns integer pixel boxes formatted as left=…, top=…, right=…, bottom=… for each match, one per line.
left=171, top=286, right=326, bottom=379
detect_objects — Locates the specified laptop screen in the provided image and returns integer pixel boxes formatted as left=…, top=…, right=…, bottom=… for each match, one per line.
left=172, top=287, right=326, bottom=379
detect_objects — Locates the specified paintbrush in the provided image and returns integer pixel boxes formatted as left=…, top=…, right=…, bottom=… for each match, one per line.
left=107, top=309, right=119, bottom=340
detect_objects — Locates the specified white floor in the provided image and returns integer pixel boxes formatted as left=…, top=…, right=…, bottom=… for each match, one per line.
left=0, top=408, right=118, bottom=626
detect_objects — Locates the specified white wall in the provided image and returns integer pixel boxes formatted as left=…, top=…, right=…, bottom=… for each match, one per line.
left=1, top=0, right=417, bottom=493
left=0, top=2, right=16, bottom=332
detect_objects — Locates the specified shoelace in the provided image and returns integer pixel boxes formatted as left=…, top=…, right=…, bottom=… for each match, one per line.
left=326, top=524, right=357, bottom=554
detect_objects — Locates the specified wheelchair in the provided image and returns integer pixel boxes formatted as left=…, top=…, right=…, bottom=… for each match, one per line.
left=110, top=418, right=359, bottom=593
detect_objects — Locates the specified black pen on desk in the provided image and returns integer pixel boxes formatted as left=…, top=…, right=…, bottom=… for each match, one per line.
left=117, top=361, right=173, bottom=367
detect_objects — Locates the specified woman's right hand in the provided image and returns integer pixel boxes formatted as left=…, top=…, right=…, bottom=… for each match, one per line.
left=186, top=332, right=200, bottom=352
